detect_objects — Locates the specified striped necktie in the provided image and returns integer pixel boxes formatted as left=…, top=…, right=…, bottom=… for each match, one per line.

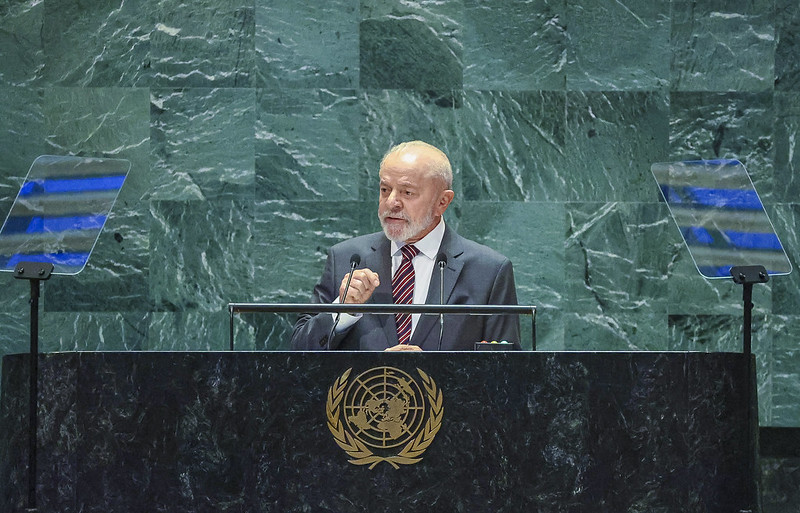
left=392, top=244, right=419, bottom=344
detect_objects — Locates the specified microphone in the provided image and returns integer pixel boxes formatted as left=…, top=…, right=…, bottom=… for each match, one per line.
left=324, top=254, right=361, bottom=348
left=435, top=253, right=447, bottom=351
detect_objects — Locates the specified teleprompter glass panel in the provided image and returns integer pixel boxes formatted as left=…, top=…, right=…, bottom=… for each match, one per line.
left=0, top=155, right=130, bottom=276
left=651, top=159, right=792, bottom=279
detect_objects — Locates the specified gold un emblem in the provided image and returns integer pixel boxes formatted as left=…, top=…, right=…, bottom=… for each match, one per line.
left=326, top=366, right=444, bottom=469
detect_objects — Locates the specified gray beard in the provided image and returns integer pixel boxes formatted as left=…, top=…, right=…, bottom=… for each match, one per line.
left=379, top=209, right=434, bottom=243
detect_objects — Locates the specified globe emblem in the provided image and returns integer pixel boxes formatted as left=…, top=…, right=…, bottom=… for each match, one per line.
left=342, top=367, right=427, bottom=449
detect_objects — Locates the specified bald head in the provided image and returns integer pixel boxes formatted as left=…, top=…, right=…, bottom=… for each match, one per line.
left=380, top=141, right=453, bottom=190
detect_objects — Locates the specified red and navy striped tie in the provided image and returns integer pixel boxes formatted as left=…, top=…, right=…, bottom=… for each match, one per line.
left=392, top=244, right=419, bottom=344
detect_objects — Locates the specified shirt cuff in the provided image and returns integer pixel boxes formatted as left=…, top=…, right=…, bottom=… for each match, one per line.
left=331, top=297, right=362, bottom=332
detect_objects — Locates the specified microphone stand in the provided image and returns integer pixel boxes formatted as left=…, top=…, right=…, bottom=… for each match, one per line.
left=325, top=257, right=360, bottom=349
left=436, top=254, right=447, bottom=351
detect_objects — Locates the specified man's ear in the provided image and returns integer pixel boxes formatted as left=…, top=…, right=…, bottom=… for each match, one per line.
left=436, top=189, right=455, bottom=215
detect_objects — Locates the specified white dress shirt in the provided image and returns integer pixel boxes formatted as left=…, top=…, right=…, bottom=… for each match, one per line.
left=389, top=218, right=445, bottom=336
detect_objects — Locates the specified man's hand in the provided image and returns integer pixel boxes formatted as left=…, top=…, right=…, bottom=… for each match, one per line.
left=339, top=268, right=380, bottom=304
left=384, top=344, right=423, bottom=351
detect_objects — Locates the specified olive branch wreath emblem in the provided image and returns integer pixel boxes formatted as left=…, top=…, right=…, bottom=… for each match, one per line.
left=326, top=367, right=444, bottom=469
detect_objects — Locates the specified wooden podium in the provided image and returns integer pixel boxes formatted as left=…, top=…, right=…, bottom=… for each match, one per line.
left=0, top=351, right=757, bottom=512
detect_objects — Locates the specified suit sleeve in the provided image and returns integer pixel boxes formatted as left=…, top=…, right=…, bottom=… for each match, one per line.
left=483, top=258, right=522, bottom=350
left=290, top=248, right=357, bottom=350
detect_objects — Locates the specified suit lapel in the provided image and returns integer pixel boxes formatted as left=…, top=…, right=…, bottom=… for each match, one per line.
left=364, top=236, right=398, bottom=347
left=412, top=226, right=465, bottom=348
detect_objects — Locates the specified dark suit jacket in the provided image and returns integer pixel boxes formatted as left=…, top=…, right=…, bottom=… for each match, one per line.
left=291, top=225, right=521, bottom=351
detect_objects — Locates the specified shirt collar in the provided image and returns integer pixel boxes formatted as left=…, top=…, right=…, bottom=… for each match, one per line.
left=391, top=217, right=445, bottom=260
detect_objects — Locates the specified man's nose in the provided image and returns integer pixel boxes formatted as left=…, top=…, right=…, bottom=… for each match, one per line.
left=387, top=191, right=402, bottom=209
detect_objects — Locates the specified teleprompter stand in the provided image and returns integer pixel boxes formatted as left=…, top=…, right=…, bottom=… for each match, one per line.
left=13, top=261, right=54, bottom=513
left=731, top=264, right=769, bottom=513
left=652, top=160, right=794, bottom=513
left=0, top=155, right=130, bottom=512
left=731, top=265, right=769, bottom=356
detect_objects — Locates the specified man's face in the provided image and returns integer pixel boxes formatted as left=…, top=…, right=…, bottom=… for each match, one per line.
left=377, top=150, right=450, bottom=243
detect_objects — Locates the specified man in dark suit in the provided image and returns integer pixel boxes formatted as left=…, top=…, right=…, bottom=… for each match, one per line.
left=291, top=141, right=520, bottom=351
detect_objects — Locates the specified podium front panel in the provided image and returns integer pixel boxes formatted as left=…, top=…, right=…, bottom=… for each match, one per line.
left=0, top=351, right=754, bottom=513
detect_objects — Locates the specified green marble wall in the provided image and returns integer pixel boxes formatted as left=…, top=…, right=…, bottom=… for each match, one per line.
left=0, top=0, right=798, bottom=428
